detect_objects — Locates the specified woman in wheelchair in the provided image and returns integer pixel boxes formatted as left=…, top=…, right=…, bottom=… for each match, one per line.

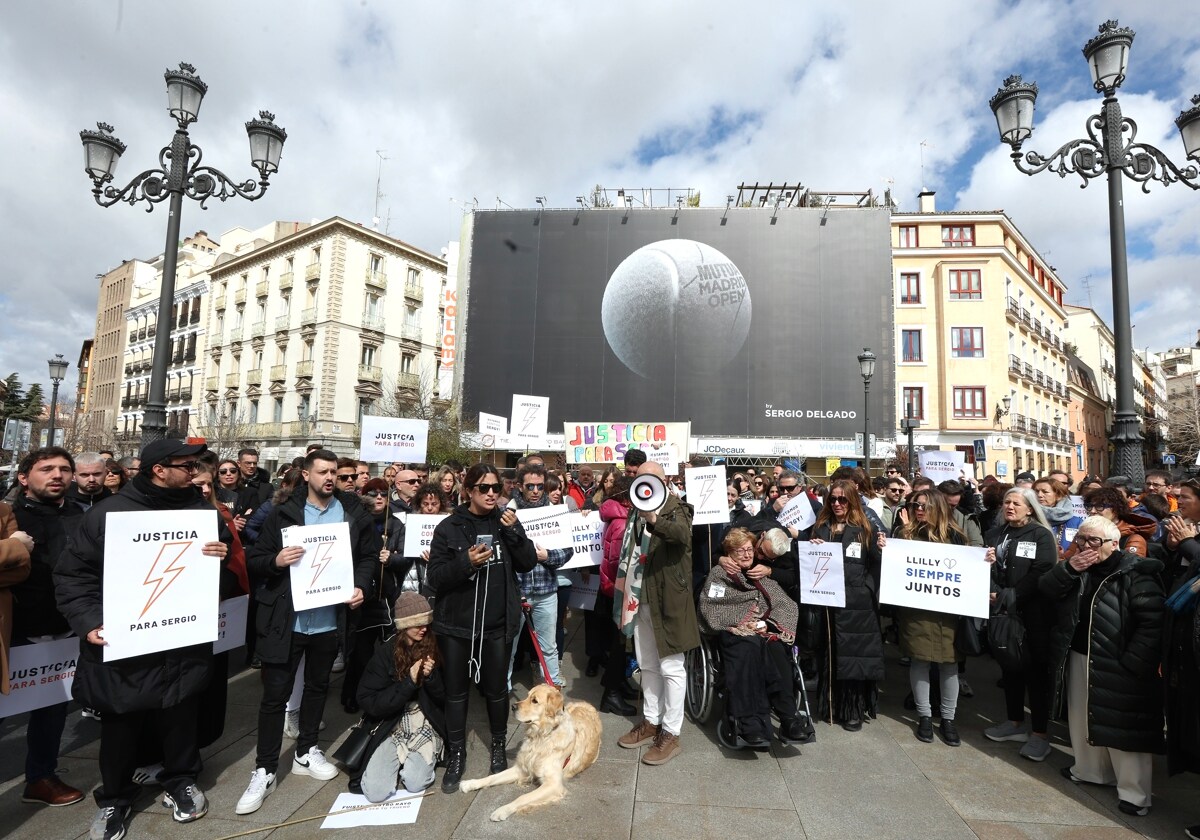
left=698, top=527, right=807, bottom=748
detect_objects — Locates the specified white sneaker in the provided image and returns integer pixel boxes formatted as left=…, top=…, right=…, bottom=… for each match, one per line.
left=331, top=652, right=345, bottom=673
left=292, top=746, right=338, bottom=781
left=283, top=710, right=326, bottom=738
left=235, top=769, right=276, bottom=815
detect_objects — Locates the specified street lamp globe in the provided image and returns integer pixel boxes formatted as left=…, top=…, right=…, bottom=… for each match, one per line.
left=245, top=111, right=288, bottom=177
left=1002, top=394, right=1013, bottom=413
left=1177, top=95, right=1200, bottom=161
left=165, top=62, right=208, bottom=127
left=990, top=75, right=1039, bottom=148
left=1082, top=20, right=1134, bottom=94
left=79, top=122, right=126, bottom=183
left=857, top=348, right=876, bottom=383
left=47, top=354, right=69, bottom=383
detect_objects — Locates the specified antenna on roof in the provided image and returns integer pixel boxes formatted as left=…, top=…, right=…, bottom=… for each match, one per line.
left=373, top=149, right=388, bottom=228
left=1079, top=274, right=1093, bottom=307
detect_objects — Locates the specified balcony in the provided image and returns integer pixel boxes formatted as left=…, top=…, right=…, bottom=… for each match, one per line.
left=225, top=373, right=241, bottom=388
left=270, top=364, right=287, bottom=381
left=1008, top=354, right=1021, bottom=375
left=246, top=370, right=262, bottom=386
left=400, top=324, right=422, bottom=343
left=275, top=314, right=290, bottom=332
left=365, top=270, right=387, bottom=290
left=1023, top=361, right=1034, bottom=380
left=205, top=376, right=218, bottom=391
left=1032, top=317, right=1042, bottom=336
left=251, top=422, right=282, bottom=439
left=1020, top=308, right=1032, bottom=328
left=403, top=281, right=424, bottom=303
left=229, top=327, right=243, bottom=343
left=147, top=325, right=156, bottom=339
left=234, top=288, right=247, bottom=305
left=296, top=359, right=314, bottom=377
left=213, top=295, right=226, bottom=310
left=209, top=334, right=223, bottom=350
left=256, top=280, right=269, bottom=298
left=357, top=364, right=383, bottom=383
left=190, top=309, right=200, bottom=324
left=305, top=263, right=321, bottom=282
left=301, top=307, right=316, bottom=326
left=397, top=371, right=420, bottom=391
left=250, top=321, right=266, bottom=339
left=278, top=271, right=293, bottom=291
left=1005, top=297, right=1020, bottom=322
left=362, top=314, right=385, bottom=332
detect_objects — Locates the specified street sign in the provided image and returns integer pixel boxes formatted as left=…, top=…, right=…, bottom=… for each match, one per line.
left=972, top=439, right=986, bottom=462
left=1163, top=453, right=1177, bottom=465
left=853, top=433, right=877, bottom=458
left=4, top=418, right=33, bottom=452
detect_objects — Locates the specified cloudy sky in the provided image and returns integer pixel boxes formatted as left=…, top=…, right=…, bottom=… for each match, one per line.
left=2, top=1, right=1198, bottom=399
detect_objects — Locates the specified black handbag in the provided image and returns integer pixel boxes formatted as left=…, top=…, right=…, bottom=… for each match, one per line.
left=987, top=591, right=1028, bottom=672
left=955, top=615, right=984, bottom=657
left=332, top=715, right=399, bottom=774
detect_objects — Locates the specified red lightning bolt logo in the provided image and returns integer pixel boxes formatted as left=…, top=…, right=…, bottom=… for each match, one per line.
left=812, top=556, right=831, bottom=588
left=309, top=542, right=336, bottom=588
left=141, top=541, right=193, bottom=618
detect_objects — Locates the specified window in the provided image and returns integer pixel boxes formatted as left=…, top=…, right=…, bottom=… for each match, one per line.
left=951, top=327, right=984, bottom=358
left=360, top=344, right=375, bottom=366
left=405, top=306, right=419, bottom=327
left=948, top=269, right=982, bottom=300
left=897, top=225, right=918, bottom=248
left=364, top=292, right=381, bottom=317
left=900, top=272, right=921, bottom=304
left=401, top=353, right=414, bottom=373
left=299, top=393, right=310, bottom=419
left=902, top=387, right=924, bottom=421
left=369, top=253, right=383, bottom=274
left=303, top=340, right=314, bottom=361
left=249, top=399, right=259, bottom=423
left=358, top=398, right=373, bottom=423
left=273, top=397, right=284, bottom=423
left=407, top=266, right=421, bottom=284
left=953, top=387, right=986, bottom=419
left=901, top=329, right=923, bottom=362
left=941, top=224, right=975, bottom=247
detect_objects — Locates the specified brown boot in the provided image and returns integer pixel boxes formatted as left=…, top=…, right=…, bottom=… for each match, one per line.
left=618, top=719, right=659, bottom=749
left=22, top=776, right=85, bottom=807
left=642, top=730, right=681, bottom=765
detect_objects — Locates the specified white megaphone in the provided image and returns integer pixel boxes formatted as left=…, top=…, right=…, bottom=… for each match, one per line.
left=630, top=473, right=668, bottom=512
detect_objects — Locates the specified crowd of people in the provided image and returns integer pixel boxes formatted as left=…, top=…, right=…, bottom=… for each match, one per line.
left=1, top=440, right=1198, bottom=839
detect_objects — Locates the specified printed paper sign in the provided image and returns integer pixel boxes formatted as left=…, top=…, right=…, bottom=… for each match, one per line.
left=918, top=450, right=966, bottom=486
left=402, top=514, right=447, bottom=557
left=213, top=595, right=249, bottom=654
left=564, top=569, right=600, bottom=610
left=879, top=538, right=990, bottom=619
left=1070, top=495, right=1087, bottom=519
left=514, top=504, right=572, bottom=551
left=685, top=466, right=729, bottom=525
left=561, top=512, right=604, bottom=570
left=479, top=412, right=507, bottom=436
left=102, top=510, right=220, bottom=662
left=564, top=421, right=690, bottom=466
left=284, top=521, right=355, bottom=611
left=511, top=394, right=550, bottom=439
left=321, top=791, right=423, bottom=828
left=359, top=415, right=429, bottom=463
left=743, top=499, right=761, bottom=516
left=796, top=541, right=846, bottom=608
left=0, top=637, right=79, bottom=716
left=777, top=492, right=817, bottom=532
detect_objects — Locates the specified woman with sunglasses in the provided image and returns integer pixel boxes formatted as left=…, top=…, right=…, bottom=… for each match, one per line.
left=809, top=479, right=884, bottom=732
left=215, top=459, right=242, bottom=508
left=103, top=458, right=127, bottom=493
left=749, top=476, right=769, bottom=502
left=1075, top=486, right=1156, bottom=559
left=982, top=488, right=1057, bottom=761
left=426, top=464, right=537, bottom=793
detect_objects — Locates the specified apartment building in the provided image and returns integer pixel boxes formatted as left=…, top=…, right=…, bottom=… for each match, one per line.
left=892, top=191, right=1073, bottom=479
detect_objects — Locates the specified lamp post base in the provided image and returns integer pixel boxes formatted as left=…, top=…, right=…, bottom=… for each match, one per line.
left=1109, top=412, right=1144, bottom=485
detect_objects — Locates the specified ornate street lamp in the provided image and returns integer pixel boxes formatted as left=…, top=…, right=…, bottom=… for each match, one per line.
left=46, top=354, right=69, bottom=446
left=989, top=20, right=1199, bottom=486
left=858, top=348, right=876, bottom=476
left=80, top=62, right=287, bottom=446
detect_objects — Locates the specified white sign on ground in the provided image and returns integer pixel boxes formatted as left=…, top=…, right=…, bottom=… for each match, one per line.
left=320, top=791, right=423, bottom=828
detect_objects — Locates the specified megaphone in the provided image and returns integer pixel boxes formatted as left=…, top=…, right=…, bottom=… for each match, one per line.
left=630, top=473, right=668, bottom=512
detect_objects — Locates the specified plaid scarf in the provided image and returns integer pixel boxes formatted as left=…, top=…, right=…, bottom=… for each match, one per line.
left=614, top=514, right=650, bottom=637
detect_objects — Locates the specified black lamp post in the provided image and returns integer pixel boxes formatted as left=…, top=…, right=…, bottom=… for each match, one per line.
left=858, top=348, right=876, bottom=476
left=46, top=354, right=68, bottom=447
left=80, top=62, right=287, bottom=447
left=989, top=20, right=1200, bottom=486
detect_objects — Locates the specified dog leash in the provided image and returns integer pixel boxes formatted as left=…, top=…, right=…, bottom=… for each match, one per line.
left=521, top=599, right=557, bottom=686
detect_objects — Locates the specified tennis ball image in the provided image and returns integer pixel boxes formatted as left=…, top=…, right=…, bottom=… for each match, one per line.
left=601, top=239, right=752, bottom=378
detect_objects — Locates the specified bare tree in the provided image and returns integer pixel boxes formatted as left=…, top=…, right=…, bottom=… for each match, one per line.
left=1167, top=381, right=1200, bottom=466
left=376, top=371, right=472, bottom=467
left=192, top=405, right=256, bottom=461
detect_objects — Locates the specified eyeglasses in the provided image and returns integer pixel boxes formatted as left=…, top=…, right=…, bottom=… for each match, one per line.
left=162, top=461, right=200, bottom=472
left=397, top=478, right=420, bottom=485
left=473, top=482, right=504, bottom=494
left=1145, top=481, right=1167, bottom=489
left=732, top=546, right=755, bottom=556
left=1074, top=535, right=1112, bottom=549
left=907, top=502, right=930, bottom=511
left=338, top=473, right=357, bottom=480
left=523, top=483, right=545, bottom=491
left=887, top=487, right=905, bottom=494
left=218, top=468, right=238, bottom=475
left=778, top=484, right=800, bottom=494
left=828, top=496, right=849, bottom=505
left=363, top=490, right=385, bottom=499
left=886, top=469, right=898, bottom=475
left=753, top=480, right=763, bottom=486
left=1085, top=503, right=1114, bottom=512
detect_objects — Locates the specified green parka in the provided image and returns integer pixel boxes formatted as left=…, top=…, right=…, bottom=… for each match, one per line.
left=639, top=494, right=700, bottom=658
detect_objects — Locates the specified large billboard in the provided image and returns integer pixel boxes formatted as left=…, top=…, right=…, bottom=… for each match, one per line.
left=458, top=208, right=894, bottom=439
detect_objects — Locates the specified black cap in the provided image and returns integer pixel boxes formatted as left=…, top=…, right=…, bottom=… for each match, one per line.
left=140, top=438, right=208, bottom=465
left=1015, top=471, right=1036, bottom=483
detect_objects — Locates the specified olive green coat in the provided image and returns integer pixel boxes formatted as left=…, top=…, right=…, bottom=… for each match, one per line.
left=897, top=607, right=958, bottom=663
left=638, top=494, right=701, bottom=658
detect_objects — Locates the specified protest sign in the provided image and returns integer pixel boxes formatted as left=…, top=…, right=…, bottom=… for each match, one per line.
left=514, top=504, right=572, bottom=550
left=879, top=538, right=990, bottom=619
left=511, top=394, right=550, bottom=439
left=0, top=637, right=78, bottom=717
left=685, top=465, right=729, bottom=525
left=359, top=415, right=429, bottom=463
left=321, top=791, right=423, bottom=829
left=564, top=569, right=600, bottom=610
left=743, top=499, right=761, bottom=516
left=213, top=595, right=249, bottom=654
left=103, top=509, right=219, bottom=662
left=796, top=541, right=846, bottom=608
left=402, top=514, right=446, bottom=557
left=1070, top=495, right=1087, bottom=519
left=918, top=450, right=965, bottom=486
left=561, top=512, right=604, bottom=570
left=564, top=421, right=689, bottom=466
left=777, top=493, right=817, bottom=532
left=284, top=521, right=355, bottom=611
left=479, top=412, right=507, bottom=436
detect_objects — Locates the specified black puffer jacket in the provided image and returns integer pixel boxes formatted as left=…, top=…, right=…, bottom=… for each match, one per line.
left=10, top=492, right=83, bottom=638
left=810, top=521, right=884, bottom=681
left=426, top=504, right=536, bottom=643
left=246, top=487, right=380, bottom=664
left=986, top=519, right=1058, bottom=648
left=1041, top=551, right=1165, bottom=753
left=357, top=639, right=446, bottom=737
left=54, top=476, right=224, bottom=714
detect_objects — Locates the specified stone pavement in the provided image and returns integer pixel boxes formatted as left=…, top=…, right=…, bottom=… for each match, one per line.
left=2, top=617, right=1198, bottom=840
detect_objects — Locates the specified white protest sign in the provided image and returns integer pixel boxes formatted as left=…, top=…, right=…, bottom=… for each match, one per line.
left=102, top=510, right=220, bottom=662
left=479, top=412, right=507, bottom=437
left=777, top=492, right=817, bottom=532
left=685, top=466, right=729, bottom=526
left=879, top=538, right=990, bottom=619
left=564, top=569, right=600, bottom=610
left=284, top=521, right=355, bottom=611
left=514, top=503, right=572, bottom=550
left=213, top=595, right=249, bottom=654
left=918, top=450, right=966, bottom=486
left=510, top=394, right=549, bottom=439
left=1070, top=495, right=1087, bottom=519
left=644, top=446, right=676, bottom=471
left=359, top=415, right=429, bottom=463
left=402, top=514, right=447, bottom=557
left=743, top=499, right=761, bottom=516
left=561, top=512, right=604, bottom=570
left=796, top=541, right=846, bottom=608
left=320, top=791, right=423, bottom=828
left=0, top=637, right=79, bottom=716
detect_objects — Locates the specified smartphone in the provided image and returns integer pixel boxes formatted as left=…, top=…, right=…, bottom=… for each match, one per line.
left=475, top=535, right=494, bottom=549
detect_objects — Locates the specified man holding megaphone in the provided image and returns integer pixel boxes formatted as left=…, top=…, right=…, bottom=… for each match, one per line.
left=614, top=461, right=699, bottom=767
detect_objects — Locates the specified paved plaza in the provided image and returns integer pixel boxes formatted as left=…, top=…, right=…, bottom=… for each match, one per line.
left=2, top=617, right=1198, bottom=840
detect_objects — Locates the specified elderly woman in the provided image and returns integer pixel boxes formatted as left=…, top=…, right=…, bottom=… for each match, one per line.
left=1040, top=516, right=1164, bottom=817
left=699, top=527, right=805, bottom=747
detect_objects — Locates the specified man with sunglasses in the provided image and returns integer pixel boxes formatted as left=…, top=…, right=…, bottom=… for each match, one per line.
left=55, top=439, right=230, bottom=839
left=881, top=477, right=908, bottom=533
left=762, top=470, right=818, bottom=541
left=389, top=469, right=421, bottom=516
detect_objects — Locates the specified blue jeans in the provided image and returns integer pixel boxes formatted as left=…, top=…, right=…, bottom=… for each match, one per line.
left=361, top=743, right=435, bottom=801
left=509, top=591, right=561, bottom=688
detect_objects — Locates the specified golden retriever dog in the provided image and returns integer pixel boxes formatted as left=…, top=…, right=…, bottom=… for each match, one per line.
left=459, top=684, right=602, bottom=821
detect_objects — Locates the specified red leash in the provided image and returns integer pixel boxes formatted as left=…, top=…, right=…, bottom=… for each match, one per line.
left=521, top=599, right=557, bottom=687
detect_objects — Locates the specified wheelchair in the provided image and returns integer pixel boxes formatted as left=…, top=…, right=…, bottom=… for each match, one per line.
left=684, top=633, right=815, bottom=751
